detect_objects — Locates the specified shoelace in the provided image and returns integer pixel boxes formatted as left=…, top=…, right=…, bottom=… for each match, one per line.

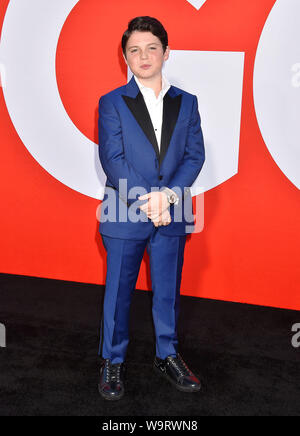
left=104, top=360, right=122, bottom=383
left=167, top=354, right=193, bottom=378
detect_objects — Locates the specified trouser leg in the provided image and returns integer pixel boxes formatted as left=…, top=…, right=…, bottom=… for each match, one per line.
left=99, top=234, right=148, bottom=364
left=146, top=229, right=187, bottom=360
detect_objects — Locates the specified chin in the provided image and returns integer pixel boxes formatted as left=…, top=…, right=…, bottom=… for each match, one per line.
left=139, top=70, right=159, bottom=78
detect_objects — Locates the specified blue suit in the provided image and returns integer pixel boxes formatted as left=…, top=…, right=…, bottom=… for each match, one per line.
left=98, top=76, right=205, bottom=363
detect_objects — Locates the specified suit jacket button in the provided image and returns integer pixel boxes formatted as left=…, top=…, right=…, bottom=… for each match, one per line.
left=159, top=175, right=163, bottom=180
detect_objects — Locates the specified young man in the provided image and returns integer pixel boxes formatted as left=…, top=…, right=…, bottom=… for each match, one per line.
left=97, top=16, right=205, bottom=401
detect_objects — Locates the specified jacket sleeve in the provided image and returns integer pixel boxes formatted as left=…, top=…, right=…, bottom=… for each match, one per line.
left=98, top=95, right=152, bottom=206
left=166, top=95, right=205, bottom=200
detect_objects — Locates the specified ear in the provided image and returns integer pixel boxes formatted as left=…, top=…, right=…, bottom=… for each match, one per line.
left=164, top=46, right=170, bottom=62
left=122, top=52, right=128, bottom=65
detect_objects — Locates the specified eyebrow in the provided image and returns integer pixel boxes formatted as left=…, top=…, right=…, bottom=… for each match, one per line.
left=127, top=43, right=160, bottom=50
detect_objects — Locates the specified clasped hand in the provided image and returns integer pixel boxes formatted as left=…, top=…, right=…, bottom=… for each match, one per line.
left=138, top=192, right=171, bottom=227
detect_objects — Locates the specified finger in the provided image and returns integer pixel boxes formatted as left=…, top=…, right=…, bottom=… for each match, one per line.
left=150, top=212, right=161, bottom=220
left=140, top=205, right=152, bottom=215
left=138, top=194, right=150, bottom=200
left=139, top=205, right=148, bottom=212
left=139, top=202, right=149, bottom=209
left=152, top=217, right=161, bottom=226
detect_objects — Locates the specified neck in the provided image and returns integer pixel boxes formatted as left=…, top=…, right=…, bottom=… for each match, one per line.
left=137, top=72, right=163, bottom=98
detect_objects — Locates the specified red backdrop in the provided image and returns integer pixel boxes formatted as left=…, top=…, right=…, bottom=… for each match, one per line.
left=0, top=0, right=299, bottom=310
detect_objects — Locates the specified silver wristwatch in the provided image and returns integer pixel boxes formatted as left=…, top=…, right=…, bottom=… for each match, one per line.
left=166, top=192, right=177, bottom=204
left=161, top=187, right=179, bottom=205
left=161, top=188, right=177, bottom=205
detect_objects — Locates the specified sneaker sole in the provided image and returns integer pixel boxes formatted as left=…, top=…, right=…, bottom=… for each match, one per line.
left=153, top=363, right=201, bottom=393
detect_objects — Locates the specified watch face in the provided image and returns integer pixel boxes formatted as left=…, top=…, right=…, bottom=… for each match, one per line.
left=169, top=194, right=176, bottom=204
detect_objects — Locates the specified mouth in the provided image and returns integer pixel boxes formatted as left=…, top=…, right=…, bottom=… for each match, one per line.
left=140, top=65, right=151, bottom=69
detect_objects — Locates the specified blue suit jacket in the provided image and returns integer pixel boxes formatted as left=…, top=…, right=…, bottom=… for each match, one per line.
left=98, top=75, right=205, bottom=240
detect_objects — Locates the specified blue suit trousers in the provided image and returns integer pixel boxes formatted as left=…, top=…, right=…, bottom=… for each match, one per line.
left=98, top=226, right=187, bottom=364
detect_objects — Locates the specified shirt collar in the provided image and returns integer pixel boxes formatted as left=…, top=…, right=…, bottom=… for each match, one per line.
left=133, top=74, right=171, bottom=99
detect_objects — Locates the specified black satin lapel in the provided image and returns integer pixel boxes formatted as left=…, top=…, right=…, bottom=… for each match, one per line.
left=122, top=92, right=160, bottom=160
left=159, top=93, right=182, bottom=168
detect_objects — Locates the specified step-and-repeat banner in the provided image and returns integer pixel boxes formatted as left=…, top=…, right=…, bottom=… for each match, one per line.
left=0, top=0, right=299, bottom=310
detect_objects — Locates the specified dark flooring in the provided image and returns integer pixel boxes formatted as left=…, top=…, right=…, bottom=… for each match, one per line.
left=0, top=272, right=299, bottom=416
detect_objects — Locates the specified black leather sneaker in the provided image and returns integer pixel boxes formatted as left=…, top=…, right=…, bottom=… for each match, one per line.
left=98, top=358, right=125, bottom=401
left=154, top=353, right=201, bottom=392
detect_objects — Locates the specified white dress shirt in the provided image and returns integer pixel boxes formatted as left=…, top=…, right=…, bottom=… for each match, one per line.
left=134, top=74, right=170, bottom=151
left=133, top=74, right=179, bottom=206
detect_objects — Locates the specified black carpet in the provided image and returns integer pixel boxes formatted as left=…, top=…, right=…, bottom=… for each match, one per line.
left=0, top=272, right=299, bottom=416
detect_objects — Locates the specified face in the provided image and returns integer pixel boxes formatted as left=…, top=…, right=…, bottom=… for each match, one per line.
left=123, top=31, right=170, bottom=81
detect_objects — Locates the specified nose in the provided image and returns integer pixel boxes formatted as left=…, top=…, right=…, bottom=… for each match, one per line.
left=140, top=50, right=148, bottom=59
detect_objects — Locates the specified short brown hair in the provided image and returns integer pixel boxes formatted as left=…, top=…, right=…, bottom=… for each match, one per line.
left=122, top=16, right=168, bottom=58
